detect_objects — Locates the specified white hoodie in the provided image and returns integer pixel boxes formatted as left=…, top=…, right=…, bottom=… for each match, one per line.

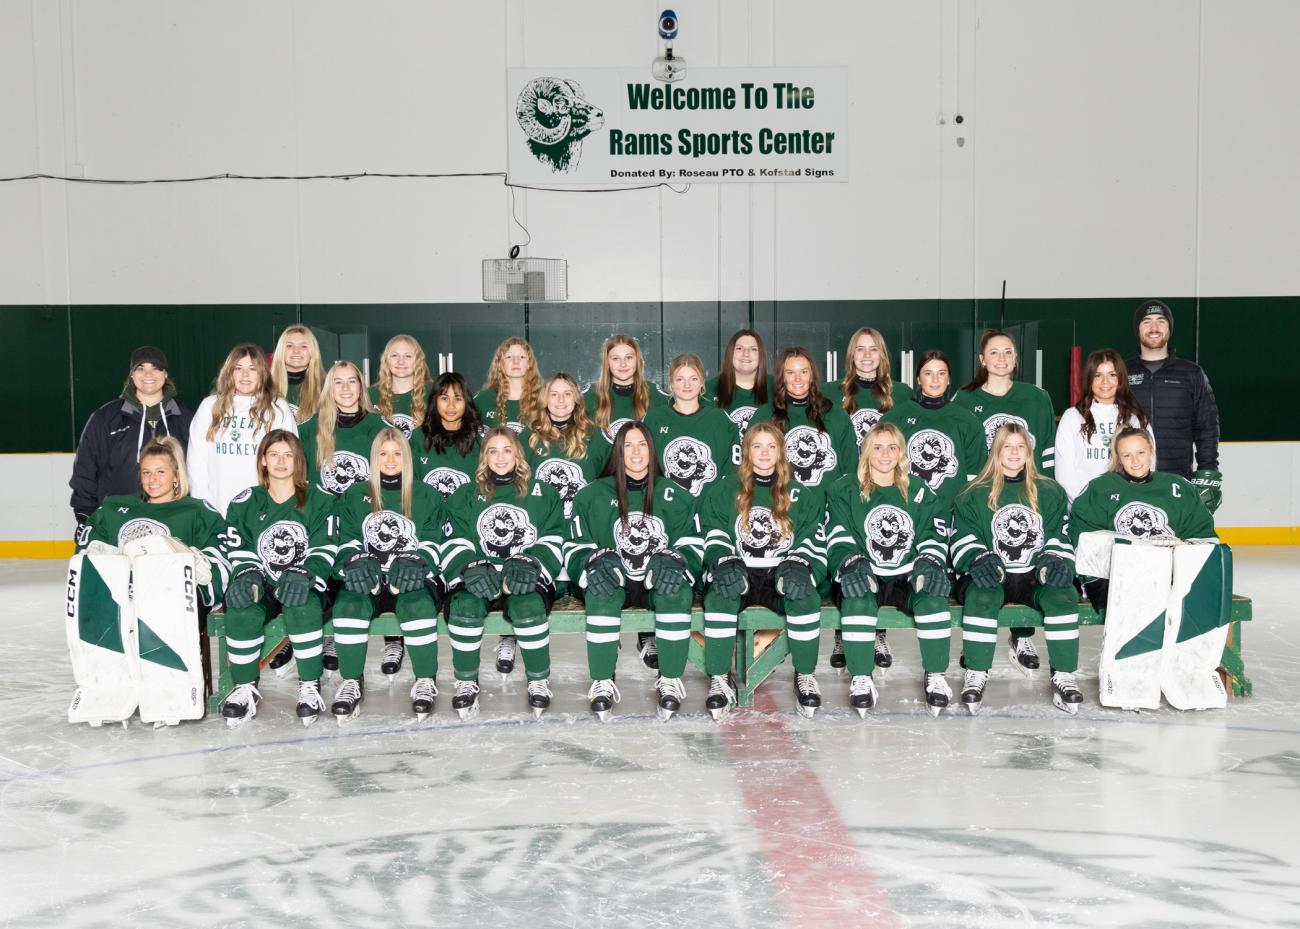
left=188, top=393, right=298, bottom=515
left=1054, top=401, right=1150, bottom=501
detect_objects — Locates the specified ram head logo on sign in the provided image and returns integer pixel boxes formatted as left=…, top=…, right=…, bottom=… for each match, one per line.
left=516, top=77, right=604, bottom=173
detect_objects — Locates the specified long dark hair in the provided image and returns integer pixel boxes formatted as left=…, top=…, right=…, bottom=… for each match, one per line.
left=256, top=429, right=309, bottom=509
left=772, top=347, right=831, bottom=431
left=962, top=329, right=1016, bottom=392
left=600, top=421, right=662, bottom=531
left=1075, top=349, right=1150, bottom=442
left=716, top=329, right=770, bottom=409
left=916, top=349, right=953, bottom=399
left=422, top=372, right=483, bottom=456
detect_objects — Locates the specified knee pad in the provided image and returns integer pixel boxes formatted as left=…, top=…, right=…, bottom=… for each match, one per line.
left=449, top=590, right=488, bottom=622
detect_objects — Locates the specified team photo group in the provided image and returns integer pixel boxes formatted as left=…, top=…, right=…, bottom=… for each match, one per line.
left=66, top=297, right=1224, bottom=729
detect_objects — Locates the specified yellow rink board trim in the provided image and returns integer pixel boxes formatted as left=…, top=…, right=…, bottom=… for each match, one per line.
left=0, top=526, right=1296, bottom=559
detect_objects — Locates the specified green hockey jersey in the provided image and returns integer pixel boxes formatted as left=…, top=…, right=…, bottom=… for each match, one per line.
left=705, top=375, right=776, bottom=441
left=824, top=476, right=949, bottom=580
left=76, top=493, right=231, bottom=603
left=821, top=378, right=916, bottom=449
left=297, top=411, right=389, bottom=497
left=440, top=479, right=565, bottom=584
left=699, top=474, right=828, bottom=579
left=414, top=437, right=481, bottom=502
left=583, top=385, right=670, bottom=444
left=222, top=484, right=338, bottom=585
left=951, top=381, right=1057, bottom=475
left=950, top=476, right=1073, bottom=576
left=749, top=400, right=857, bottom=488
left=880, top=397, right=988, bottom=505
left=1069, top=471, right=1216, bottom=543
left=368, top=385, right=424, bottom=440
left=520, top=427, right=612, bottom=518
left=474, top=388, right=526, bottom=433
left=333, top=480, right=444, bottom=575
left=642, top=403, right=739, bottom=498
left=565, top=476, right=703, bottom=583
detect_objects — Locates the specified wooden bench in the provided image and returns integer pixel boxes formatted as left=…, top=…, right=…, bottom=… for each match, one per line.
left=205, top=594, right=1253, bottom=714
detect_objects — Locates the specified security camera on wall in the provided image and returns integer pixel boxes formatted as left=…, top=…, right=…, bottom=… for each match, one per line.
left=652, top=9, right=686, bottom=82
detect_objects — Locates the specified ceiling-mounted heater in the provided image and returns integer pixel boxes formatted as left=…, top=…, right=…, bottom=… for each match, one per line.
left=481, top=248, right=568, bottom=302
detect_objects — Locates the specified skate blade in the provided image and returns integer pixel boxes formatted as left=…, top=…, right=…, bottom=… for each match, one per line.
left=334, top=710, right=360, bottom=725
left=594, top=709, right=611, bottom=723
left=964, top=701, right=981, bottom=716
left=796, top=704, right=818, bottom=720
left=456, top=703, right=480, bottom=721
left=854, top=706, right=868, bottom=719
left=531, top=705, right=547, bottom=719
left=1008, top=647, right=1039, bottom=679
left=224, top=716, right=248, bottom=729
left=414, top=710, right=432, bottom=721
left=300, top=715, right=318, bottom=727
left=708, top=706, right=730, bottom=721
left=928, top=703, right=944, bottom=718
left=1052, top=694, right=1080, bottom=715
left=656, top=705, right=677, bottom=723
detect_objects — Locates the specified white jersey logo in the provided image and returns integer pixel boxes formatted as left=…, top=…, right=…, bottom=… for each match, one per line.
left=612, top=512, right=669, bottom=578
left=785, top=425, right=837, bottom=486
left=362, top=511, right=418, bottom=568
left=865, top=505, right=914, bottom=568
left=117, top=517, right=170, bottom=547
left=728, top=405, right=757, bottom=439
left=320, top=451, right=369, bottom=495
left=389, top=413, right=416, bottom=439
left=981, top=413, right=1031, bottom=450
left=257, top=521, right=309, bottom=578
left=422, top=467, right=469, bottom=500
left=908, top=429, right=959, bottom=491
left=663, top=436, right=717, bottom=496
left=851, top=408, right=883, bottom=446
left=1115, top=502, right=1171, bottom=539
left=736, top=506, right=792, bottom=559
left=602, top=417, right=633, bottom=444
left=477, top=503, right=538, bottom=559
left=992, top=504, right=1044, bottom=567
left=535, top=459, right=586, bottom=518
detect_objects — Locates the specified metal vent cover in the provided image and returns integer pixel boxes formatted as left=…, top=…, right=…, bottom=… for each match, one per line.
left=481, top=257, right=568, bottom=302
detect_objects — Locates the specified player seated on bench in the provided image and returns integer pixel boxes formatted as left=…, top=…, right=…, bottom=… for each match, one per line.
left=949, top=423, right=1083, bottom=716
left=1069, top=426, right=1217, bottom=609
left=70, top=436, right=228, bottom=726
left=566, top=421, right=703, bottom=723
left=218, top=430, right=337, bottom=728
left=823, top=422, right=955, bottom=718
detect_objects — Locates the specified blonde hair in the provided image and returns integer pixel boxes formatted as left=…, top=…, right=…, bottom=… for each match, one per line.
left=737, top=422, right=793, bottom=543
left=1109, top=426, right=1157, bottom=475
left=482, top=337, right=542, bottom=428
left=965, top=422, right=1041, bottom=513
left=476, top=426, right=532, bottom=498
left=839, top=328, right=897, bottom=415
left=375, top=334, right=430, bottom=429
left=529, top=372, right=593, bottom=459
left=314, top=361, right=376, bottom=466
left=206, top=344, right=280, bottom=442
left=667, top=352, right=707, bottom=402
left=856, top=422, right=910, bottom=501
left=271, top=326, right=325, bottom=423
left=593, top=334, right=652, bottom=430
left=139, top=436, right=190, bottom=501
left=367, top=427, right=414, bottom=518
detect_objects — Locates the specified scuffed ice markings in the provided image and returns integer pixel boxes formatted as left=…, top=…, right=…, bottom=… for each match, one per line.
left=5, top=823, right=779, bottom=929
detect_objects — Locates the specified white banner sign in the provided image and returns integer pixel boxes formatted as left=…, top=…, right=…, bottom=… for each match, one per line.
left=507, top=67, right=848, bottom=186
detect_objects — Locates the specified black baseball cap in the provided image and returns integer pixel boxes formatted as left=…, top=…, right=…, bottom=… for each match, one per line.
left=128, top=346, right=169, bottom=373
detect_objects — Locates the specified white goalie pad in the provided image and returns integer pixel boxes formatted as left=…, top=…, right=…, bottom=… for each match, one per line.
left=1160, top=543, right=1231, bottom=711
left=122, top=533, right=191, bottom=558
left=1075, top=530, right=1119, bottom=579
left=131, top=552, right=206, bottom=726
left=1098, top=539, right=1171, bottom=710
left=65, top=552, right=140, bottom=726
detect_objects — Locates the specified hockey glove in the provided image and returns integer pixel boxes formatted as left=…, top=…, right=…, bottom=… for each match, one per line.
left=584, top=549, right=625, bottom=597
left=645, top=549, right=689, bottom=595
left=342, top=554, right=383, bottom=594
left=1035, top=554, right=1074, bottom=588
left=387, top=554, right=428, bottom=594
left=837, top=554, right=878, bottom=599
left=910, top=554, right=952, bottom=599
left=273, top=566, right=314, bottom=609
left=225, top=565, right=264, bottom=611
left=461, top=560, right=502, bottom=600
left=188, top=545, right=214, bottom=587
left=710, top=555, right=750, bottom=599
left=502, top=554, right=543, bottom=595
left=775, top=556, right=816, bottom=601
left=1189, top=469, right=1223, bottom=514
left=968, top=551, right=1006, bottom=589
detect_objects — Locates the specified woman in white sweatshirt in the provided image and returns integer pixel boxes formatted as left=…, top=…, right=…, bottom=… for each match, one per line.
left=1054, top=348, right=1151, bottom=501
left=189, top=343, right=298, bottom=515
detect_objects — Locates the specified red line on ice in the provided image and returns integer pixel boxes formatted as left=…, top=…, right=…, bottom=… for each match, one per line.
left=721, top=689, right=901, bottom=929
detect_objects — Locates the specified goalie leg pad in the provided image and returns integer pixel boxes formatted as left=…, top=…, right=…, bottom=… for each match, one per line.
left=1098, top=540, right=1171, bottom=709
left=65, top=553, right=140, bottom=725
left=131, top=552, right=206, bottom=725
left=1160, top=543, right=1232, bottom=710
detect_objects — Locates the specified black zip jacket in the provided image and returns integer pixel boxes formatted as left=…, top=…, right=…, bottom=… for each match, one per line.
left=1124, top=350, right=1219, bottom=477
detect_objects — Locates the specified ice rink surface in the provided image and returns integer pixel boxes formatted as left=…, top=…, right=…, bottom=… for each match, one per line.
left=1, top=550, right=1297, bottom=929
